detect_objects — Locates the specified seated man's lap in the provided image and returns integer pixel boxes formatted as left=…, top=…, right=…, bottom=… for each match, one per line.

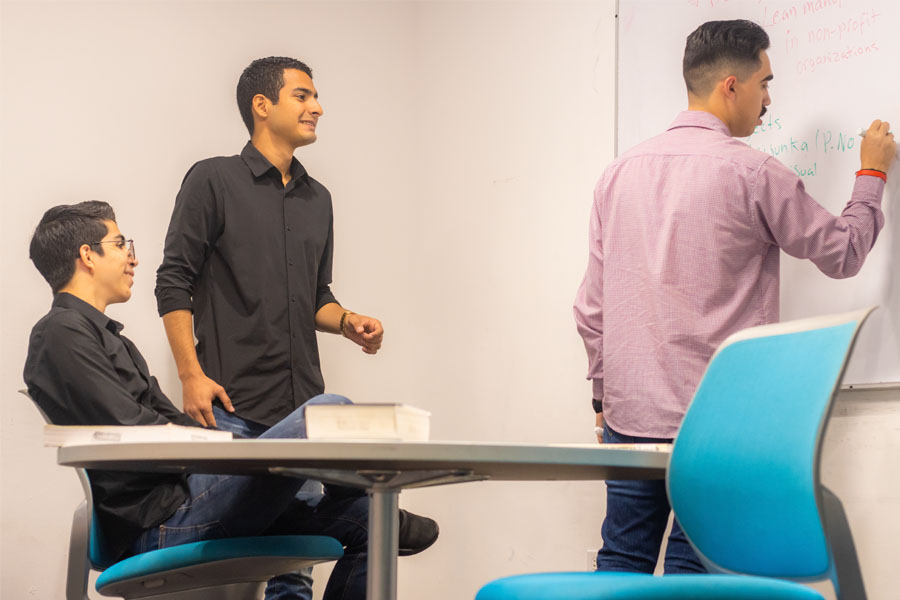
left=132, top=394, right=361, bottom=555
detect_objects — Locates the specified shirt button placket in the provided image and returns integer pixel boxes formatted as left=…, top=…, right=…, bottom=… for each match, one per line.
left=284, top=190, right=301, bottom=408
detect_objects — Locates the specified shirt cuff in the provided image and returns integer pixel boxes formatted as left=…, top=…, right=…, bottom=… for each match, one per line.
left=592, top=378, right=604, bottom=401
left=853, top=172, right=887, bottom=199
left=315, top=290, right=339, bottom=313
left=156, top=288, right=193, bottom=317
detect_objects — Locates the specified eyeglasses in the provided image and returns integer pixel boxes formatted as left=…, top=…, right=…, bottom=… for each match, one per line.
left=90, top=239, right=136, bottom=260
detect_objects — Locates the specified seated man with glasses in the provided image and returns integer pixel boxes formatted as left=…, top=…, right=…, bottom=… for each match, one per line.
left=23, top=201, right=438, bottom=600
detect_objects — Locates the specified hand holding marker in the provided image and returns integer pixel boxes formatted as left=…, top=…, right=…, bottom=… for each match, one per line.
left=858, top=122, right=898, bottom=161
left=857, top=129, right=892, bottom=137
left=855, top=121, right=897, bottom=176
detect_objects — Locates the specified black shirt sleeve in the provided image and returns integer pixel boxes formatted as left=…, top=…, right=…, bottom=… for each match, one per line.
left=315, top=213, right=339, bottom=312
left=155, top=161, right=222, bottom=317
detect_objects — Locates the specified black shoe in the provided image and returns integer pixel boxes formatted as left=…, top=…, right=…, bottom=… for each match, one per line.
left=398, top=509, right=439, bottom=556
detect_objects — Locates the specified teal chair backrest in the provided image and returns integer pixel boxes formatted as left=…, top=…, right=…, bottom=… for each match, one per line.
left=18, top=390, right=117, bottom=569
left=74, top=469, right=120, bottom=569
left=668, top=308, right=872, bottom=586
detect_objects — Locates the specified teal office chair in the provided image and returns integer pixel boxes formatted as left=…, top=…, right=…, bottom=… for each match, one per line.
left=477, top=308, right=873, bottom=600
left=21, top=391, right=344, bottom=600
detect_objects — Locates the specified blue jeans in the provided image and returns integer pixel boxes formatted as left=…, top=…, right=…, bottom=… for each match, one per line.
left=130, top=394, right=369, bottom=600
left=596, top=423, right=706, bottom=574
left=211, top=404, right=323, bottom=600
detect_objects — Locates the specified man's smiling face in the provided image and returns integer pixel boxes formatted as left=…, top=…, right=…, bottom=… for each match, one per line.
left=266, top=68, right=324, bottom=148
left=90, top=220, right=138, bottom=306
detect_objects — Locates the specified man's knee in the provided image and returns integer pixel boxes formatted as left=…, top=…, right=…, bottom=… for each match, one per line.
left=305, top=393, right=353, bottom=407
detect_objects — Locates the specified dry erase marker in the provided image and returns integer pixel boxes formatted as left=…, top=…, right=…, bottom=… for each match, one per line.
left=858, top=128, right=894, bottom=137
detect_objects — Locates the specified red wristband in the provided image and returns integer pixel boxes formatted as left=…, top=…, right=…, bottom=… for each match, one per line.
left=856, top=169, right=887, bottom=182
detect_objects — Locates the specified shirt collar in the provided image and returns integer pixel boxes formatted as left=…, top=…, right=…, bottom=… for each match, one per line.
left=667, top=110, right=732, bottom=137
left=53, top=292, right=124, bottom=335
left=240, top=141, right=308, bottom=182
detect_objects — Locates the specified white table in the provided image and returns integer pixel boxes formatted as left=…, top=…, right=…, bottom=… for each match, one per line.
left=58, top=440, right=670, bottom=600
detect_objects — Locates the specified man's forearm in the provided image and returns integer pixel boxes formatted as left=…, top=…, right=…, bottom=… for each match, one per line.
left=162, top=309, right=204, bottom=379
left=315, top=302, right=346, bottom=335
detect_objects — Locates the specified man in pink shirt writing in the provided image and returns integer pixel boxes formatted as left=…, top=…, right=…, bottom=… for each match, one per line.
left=574, top=19, right=896, bottom=574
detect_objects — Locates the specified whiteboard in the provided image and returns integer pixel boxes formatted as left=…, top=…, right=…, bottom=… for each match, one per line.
left=617, top=0, right=900, bottom=384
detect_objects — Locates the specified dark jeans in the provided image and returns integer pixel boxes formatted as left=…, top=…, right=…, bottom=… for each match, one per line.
left=130, top=394, right=369, bottom=600
left=596, top=423, right=706, bottom=574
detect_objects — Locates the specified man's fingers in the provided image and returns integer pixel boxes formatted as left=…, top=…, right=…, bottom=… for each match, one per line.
left=216, top=388, right=235, bottom=412
left=344, top=316, right=383, bottom=354
left=870, top=120, right=891, bottom=137
left=187, top=406, right=209, bottom=427
left=201, top=405, right=217, bottom=428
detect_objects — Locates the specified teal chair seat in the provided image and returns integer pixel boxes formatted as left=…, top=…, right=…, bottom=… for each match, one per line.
left=476, top=309, right=873, bottom=600
left=96, top=534, right=343, bottom=597
left=478, top=572, right=825, bottom=600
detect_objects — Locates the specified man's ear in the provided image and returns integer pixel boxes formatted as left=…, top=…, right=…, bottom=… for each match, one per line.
left=721, top=75, right=738, bottom=102
left=76, top=244, right=94, bottom=272
left=251, top=94, right=270, bottom=123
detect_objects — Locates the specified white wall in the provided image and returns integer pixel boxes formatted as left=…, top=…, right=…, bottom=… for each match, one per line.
left=1, top=2, right=898, bottom=599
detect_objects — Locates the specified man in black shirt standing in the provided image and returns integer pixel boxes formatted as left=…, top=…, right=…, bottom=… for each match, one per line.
left=155, top=57, right=431, bottom=599
left=24, top=202, right=437, bottom=600
left=156, top=56, right=382, bottom=429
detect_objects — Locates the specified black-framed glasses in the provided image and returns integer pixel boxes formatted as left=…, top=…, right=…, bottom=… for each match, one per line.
left=90, top=239, right=135, bottom=259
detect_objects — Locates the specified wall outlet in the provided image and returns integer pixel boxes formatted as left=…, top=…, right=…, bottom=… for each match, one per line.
left=586, top=548, right=599, bottom=571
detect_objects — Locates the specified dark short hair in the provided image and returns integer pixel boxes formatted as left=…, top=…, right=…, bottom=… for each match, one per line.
left=683, top=20, right=770, bottom=96
left=236, top=56, right=313, bottom=135
left=29, top=201, right=116, bottom=293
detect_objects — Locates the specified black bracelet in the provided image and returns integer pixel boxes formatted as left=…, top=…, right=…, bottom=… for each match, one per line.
left=591, top=398, right=603, bottom=414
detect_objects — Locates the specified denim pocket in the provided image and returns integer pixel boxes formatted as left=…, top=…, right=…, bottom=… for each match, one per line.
left=158, top=521, right=227, bottom=548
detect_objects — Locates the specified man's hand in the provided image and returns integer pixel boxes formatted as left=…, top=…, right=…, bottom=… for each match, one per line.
left=181, top=372, right=233, bottom=427
left=343, top=313, right=384, bottom=354
left=860, top=120, right=897, bottom=173
left=595, top=412, right=605, bottom=445
left=162, top=310, right=233, bottom=427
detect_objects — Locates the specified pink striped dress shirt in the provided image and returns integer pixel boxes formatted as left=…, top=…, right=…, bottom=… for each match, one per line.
left=573, top=110, right=885, bottom=438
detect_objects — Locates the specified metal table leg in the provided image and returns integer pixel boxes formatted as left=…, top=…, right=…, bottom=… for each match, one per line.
left=268, top=467, right=483, bottom=600
left=367, top=487, right=399, bottom=600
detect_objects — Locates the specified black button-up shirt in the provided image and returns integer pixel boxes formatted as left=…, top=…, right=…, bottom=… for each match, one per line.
left=156, top=142, right=338, bottom=425
left=24, top=293, right=200, bottom=562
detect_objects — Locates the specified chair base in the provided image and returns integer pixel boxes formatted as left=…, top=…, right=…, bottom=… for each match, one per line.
left=98, top=581, right=266, bottom=600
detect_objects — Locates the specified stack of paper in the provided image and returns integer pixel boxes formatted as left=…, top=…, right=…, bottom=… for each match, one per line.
left=43, top=423, right=233, bottom=447
left=305, top=403, right=430, bottom=441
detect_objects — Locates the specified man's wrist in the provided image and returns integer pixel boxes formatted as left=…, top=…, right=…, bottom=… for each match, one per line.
left=857, top=168, right=888, bottom=182
left=339, top=310, right=354, bottom=337
left=178, top=367, right=205, bottom=381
